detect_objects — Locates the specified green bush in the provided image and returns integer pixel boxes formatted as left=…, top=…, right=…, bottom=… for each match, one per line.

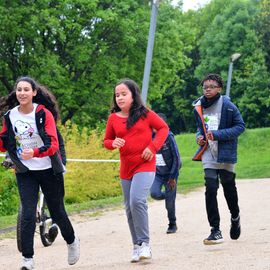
left=0, top=167, right=18, bottom=215
left=60, top=122, right=122, bottom=203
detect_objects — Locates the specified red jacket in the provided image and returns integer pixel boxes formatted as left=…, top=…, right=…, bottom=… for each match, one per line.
left=104, top=110, right=169, bottom=179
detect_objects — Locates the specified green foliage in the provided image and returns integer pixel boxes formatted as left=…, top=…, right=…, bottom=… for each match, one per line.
left=0, top=166, right=18, bottom=216
left=256, top=0, right=270, bottom=72
left=0, top=0, right=193, bottom=130
left=0, top=0, right=270, bottom=133
left=193, top=0, right=270, bottom=129
left=59, top=122, right=122, bottom=203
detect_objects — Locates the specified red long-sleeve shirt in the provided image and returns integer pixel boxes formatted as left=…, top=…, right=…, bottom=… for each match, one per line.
left=103, top=110, right=169, bottom=179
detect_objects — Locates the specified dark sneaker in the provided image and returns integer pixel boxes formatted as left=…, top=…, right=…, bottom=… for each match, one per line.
left=167, top=223, right=177, bottom=234
left=203, top=228, right=224, bottom=245
left=230, top=216, right=241, bottom=240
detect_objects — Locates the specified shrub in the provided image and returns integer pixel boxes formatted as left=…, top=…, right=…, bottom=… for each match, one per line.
left=0, top=167, right=19, bottom=215
left=60, top=122, right=122, bottom=203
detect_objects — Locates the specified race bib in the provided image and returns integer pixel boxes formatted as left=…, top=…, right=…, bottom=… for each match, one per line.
left=204, top=114, right=219, bottom=131
left=156, top=154, right=166, bottom=166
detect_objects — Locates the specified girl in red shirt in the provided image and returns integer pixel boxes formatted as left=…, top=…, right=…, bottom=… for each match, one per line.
left=104, top=79, right=168, bottom=263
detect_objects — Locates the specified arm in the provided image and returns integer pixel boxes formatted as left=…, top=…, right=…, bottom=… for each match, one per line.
left=147, top=111, right=169, bottom=154
left=32, top=109, right=59, bottom=158
left=194, top=107, right=207, bottom=145
left=192, top=106, right=208, bottom=161
left=103, top=114, right=123, bottom=150
left=211, top=105, right=245, bottom=141
left=0, top=119, right=8, bottom=152
left=168, top=133, right=181, bottom=180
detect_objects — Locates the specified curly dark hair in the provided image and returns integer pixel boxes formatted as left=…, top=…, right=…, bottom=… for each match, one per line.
left=200, top=73, right=224, bottom=88
left=0, top=76, right=60, bottom=121
left=111, top=78, right=148, bottom=129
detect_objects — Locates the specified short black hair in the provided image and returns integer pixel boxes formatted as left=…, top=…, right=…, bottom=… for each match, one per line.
left=201, top=73, right=224, bottom=88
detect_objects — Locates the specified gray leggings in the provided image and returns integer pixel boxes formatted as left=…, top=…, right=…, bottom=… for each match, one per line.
left=121, top=172, right=155, bottom=245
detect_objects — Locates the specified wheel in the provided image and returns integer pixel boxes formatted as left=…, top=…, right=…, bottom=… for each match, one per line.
left=16, top=204, right=22, bottom=253
left=39, top=201, right=58, bottom=247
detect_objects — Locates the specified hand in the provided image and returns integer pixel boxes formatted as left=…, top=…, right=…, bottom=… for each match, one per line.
left=1, top=159, right=15, bottom=169
left=206, top=131, right=214, bottom=141
left=21, top=148, right=34, bottom=160
left=112, top=137, right=125, bottom=149
left=141, top=147, right=154, bottom=161
left=168, top=179, right=176, bottom=190
left=196, top=135, right=206, bottom=146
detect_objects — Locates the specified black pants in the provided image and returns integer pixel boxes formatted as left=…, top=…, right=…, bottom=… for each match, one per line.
left=16, top=168, right=75, bottom=258
left=204, top=168, right=240, bottom=230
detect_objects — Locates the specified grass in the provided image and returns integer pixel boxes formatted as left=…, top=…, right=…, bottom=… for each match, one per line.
left=0, top=127, right=269, bottom=233
left=176, top=127, right=270, bottom=188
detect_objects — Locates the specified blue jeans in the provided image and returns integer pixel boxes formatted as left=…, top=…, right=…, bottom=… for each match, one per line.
left=150, top=174, right=177, bottom=224
left=16, top=168, right=75, bottom=258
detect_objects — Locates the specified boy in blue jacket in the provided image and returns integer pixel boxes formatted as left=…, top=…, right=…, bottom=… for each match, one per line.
left=150, top=113, right=182, bottom=234
left=193, top=73, right=245, bottom=245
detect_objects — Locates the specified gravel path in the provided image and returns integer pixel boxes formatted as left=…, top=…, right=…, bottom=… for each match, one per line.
left=0, top=178, right=270, bottom=270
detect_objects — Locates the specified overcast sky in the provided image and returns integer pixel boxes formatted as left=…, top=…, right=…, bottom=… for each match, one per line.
left=173, top=0, right=210, bottom=12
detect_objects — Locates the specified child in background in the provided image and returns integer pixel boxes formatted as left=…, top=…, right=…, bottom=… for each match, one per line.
left=150, top=113, right=181, bottom=234
left=103, top=79, right=168, bottom=263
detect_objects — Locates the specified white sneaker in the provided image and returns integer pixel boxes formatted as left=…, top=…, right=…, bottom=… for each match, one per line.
left=130, top=244, right=140, bottom=263
left=21, top=257, right=34, bottom=270
left=67, top=236, right=80, bottom=265
left=139, top=242, right=152, bottom=260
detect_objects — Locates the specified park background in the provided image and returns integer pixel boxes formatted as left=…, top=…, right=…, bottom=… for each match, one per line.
left=0, top=0, right=270, bottom=229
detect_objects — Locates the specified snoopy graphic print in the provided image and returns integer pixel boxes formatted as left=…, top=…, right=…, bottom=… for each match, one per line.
left=14, top=119, right=42, bottom=157
left=9, top=103, right=51, bottom=170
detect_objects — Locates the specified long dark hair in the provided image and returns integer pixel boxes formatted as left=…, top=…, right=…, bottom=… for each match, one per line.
left=111, top=78, right=149, bottom=129
left=0, top=76, right=60, bottom=121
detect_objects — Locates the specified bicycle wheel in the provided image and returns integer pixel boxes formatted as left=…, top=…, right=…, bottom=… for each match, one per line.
left=16, top=204, right=22, bottom=253
left=39, top=201, right=58, bottom=247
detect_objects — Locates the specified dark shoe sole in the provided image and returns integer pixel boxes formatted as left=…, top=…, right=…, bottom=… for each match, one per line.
left=167, top=224, right=177, bottom=234
left=167, top=229, right=177, bottom=234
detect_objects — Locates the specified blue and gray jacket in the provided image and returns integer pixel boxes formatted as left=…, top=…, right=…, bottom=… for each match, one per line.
left=156, top=131, right=181, bottom=179
left=193, top=95, right=245, bottom=163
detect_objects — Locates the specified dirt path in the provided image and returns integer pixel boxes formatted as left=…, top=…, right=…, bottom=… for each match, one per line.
left=1, top=178, right=270, bottom=270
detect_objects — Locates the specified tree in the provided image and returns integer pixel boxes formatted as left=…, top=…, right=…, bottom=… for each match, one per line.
left=195, top=0, right=270, bottom=128
left=0, top=0, right=150, bottom=126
